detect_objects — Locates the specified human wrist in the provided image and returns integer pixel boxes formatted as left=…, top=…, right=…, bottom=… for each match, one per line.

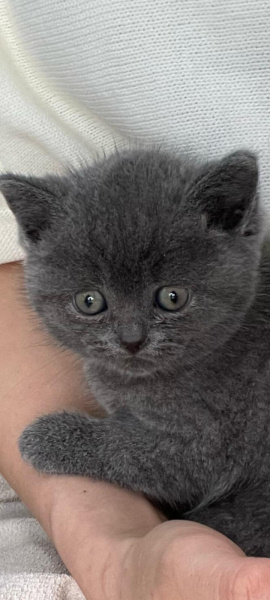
left=49, top=477, right=162, bottom=545
left=48, top=477, right=162, bottom=600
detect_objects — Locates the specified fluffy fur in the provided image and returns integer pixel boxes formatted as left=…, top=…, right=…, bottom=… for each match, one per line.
left=1, top=147, right=270, bottom=556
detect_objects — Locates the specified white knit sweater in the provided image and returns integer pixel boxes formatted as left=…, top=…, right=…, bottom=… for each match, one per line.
left=1, top=0, right=270, bottom=264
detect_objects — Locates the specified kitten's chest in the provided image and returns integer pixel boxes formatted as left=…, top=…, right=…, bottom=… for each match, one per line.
left=138, top=366, right=269, bottom=484
left=91, top=357, right=270, bottom=488
left=177, top=365, right=270, bottom=481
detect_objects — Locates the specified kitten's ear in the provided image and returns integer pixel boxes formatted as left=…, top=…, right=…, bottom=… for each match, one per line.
left=0, top=173, right=64, bottom=246
left=194, top=151, right=259, bottom=234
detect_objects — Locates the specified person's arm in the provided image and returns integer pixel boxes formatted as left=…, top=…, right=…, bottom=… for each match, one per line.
left=0, top=261, right=161, bottom=592
left=1, top=261, right=269, bottom=600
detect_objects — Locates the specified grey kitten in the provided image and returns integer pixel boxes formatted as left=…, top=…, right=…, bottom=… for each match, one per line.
left=1, top=148, right=270, bottom=557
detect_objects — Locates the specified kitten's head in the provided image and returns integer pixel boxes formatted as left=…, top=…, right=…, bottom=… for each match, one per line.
left=0, top=148, right=263, bottom=379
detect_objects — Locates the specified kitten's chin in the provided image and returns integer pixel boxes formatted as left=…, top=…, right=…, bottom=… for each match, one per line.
left=89, top=353, right=164, bottom=378
left=122, top=358, right=159, bottom=377
left=110, top=357, right=158, bottom=378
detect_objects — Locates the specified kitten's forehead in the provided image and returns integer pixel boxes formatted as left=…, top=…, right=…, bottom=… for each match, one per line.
left=94, top=149, right=194, bottom=205
left=79, top=151, right=199, bottom=243
left=61, top=152, right=212, bottom=287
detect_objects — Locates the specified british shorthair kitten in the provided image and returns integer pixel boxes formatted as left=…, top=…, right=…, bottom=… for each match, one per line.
left=1, top=148, right=270, bottom=556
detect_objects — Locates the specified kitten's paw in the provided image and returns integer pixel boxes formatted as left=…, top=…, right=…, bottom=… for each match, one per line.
left=19, top=411, right=96, bottom=475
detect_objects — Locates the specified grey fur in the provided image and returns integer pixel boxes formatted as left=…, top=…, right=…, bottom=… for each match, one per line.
left=1, top=148, right=270, bottom=556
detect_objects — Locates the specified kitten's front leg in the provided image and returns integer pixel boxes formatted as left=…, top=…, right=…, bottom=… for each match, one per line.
left=19, top=410, right=181, bottom=502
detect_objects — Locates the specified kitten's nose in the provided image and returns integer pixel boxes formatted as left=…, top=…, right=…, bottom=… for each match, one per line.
left=117, top=324, right=146, bottom=354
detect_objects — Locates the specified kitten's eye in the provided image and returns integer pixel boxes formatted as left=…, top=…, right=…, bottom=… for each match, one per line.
left=155, top=287, right=189, bottom=312
left=74, top=290, right=107, bottom=315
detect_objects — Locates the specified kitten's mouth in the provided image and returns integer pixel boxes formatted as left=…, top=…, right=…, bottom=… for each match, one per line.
left=87, top=344, right=181, bottom=376
left=107, top=352, right=159, bottom=376
left=115, top=354, right=162, bottom=375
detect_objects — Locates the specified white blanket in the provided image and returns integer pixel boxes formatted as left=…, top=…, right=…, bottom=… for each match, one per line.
left=0, top=476, right=85, bottom=600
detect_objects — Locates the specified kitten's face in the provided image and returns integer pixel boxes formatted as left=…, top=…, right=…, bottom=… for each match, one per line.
left=1, top=149, right=262, bottom=378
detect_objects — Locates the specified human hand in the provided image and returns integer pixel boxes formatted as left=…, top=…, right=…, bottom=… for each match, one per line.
left=49, top=479, right=270, bottom=600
